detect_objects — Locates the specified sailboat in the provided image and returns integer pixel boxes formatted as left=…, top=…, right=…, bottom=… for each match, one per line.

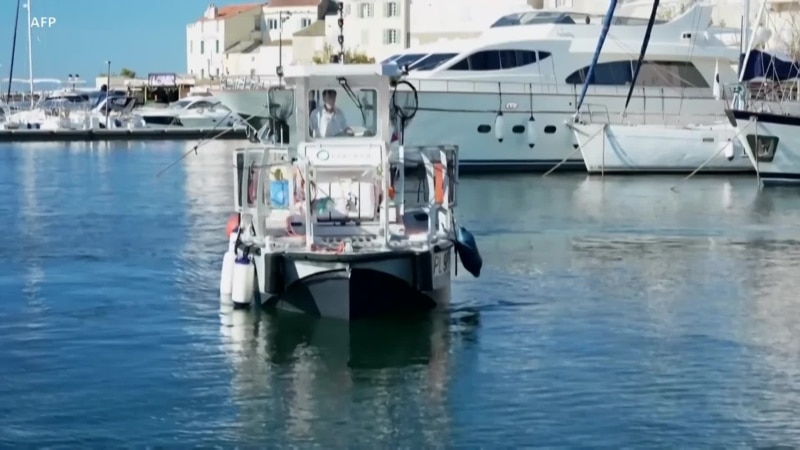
left=568, top=0, right=752, bottom=174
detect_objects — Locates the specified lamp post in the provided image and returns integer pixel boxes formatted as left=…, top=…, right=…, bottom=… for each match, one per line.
left=277, top=11, right=292, bottom=85
left=105, top=60, right=111, bottom=128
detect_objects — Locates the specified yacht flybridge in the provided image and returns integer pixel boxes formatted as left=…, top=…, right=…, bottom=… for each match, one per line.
left=212, top=4, right=752, bottom=173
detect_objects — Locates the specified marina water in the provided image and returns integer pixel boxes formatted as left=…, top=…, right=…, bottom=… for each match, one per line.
left=2, top=141, right=800, bottom=447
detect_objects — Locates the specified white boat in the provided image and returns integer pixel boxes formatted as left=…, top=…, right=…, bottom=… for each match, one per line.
left=212, top=4, right=752, bottom=173
left=570, top=121, right=751, bottom=173
left=217, top=63, right=482, bottom=320
left=0, top=89, right=142, bottom=130
left=726, top=108, right=800, bottom=184
left=133, top=95, right=244, bottom=129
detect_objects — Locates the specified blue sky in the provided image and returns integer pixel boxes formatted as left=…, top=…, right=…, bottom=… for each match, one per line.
left=1, top=0, right=248, bottom=87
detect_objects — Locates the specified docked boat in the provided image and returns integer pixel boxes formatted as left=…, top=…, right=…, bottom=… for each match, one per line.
left=725, top=108, right=800, bottom=184
left=213, top=4, right=758, bottom=173
left=133, top=95, right=244, bottom=129
left=567, top=0, right=752, bottom=174
left=0, top=89, right=143, bottom=130
left=218, top=63, right=482, bottom=320
left=570, top=122, right=750, bottom=173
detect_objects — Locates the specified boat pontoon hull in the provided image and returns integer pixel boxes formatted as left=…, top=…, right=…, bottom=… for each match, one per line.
left=254, top=246, right=453, bottom=320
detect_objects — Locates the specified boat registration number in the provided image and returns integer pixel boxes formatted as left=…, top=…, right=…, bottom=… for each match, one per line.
left=432, top=250, right=451, bottom=277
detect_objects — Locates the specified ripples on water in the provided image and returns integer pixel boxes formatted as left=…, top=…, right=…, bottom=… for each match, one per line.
left=1, top=141, right=800, bottom=447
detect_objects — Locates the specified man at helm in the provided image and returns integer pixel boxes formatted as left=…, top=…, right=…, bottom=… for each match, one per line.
left=310, top=89, right=353, bottom=138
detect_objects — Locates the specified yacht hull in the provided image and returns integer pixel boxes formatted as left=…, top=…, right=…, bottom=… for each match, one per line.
left=212, top=83, right=740, bottom=173
left=728, top=109, right=800, bottom=184
left=570, top=122, right=752, bottom=173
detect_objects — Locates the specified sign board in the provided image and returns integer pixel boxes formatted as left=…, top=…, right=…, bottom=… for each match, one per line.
left=432, top=249, right=451, bottom=277
left=148, top=73, right=176, bottom=87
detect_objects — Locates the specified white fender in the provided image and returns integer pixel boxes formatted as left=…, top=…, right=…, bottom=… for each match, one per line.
left=231, top=255, right=255, bottom=306
left=526, top=117, right=537, bottom=148
left=494, top=112, right=505, bottom=142
left=723, top=140, right=735, bottom=161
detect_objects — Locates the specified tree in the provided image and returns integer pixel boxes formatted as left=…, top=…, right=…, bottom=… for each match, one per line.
left=656, top=3, right=688, bottom=22
left=312, top=43, right=375, bottom=64
left=771, top=11, right=800, bottom=60
left=96, top=67, right=137, bottom=78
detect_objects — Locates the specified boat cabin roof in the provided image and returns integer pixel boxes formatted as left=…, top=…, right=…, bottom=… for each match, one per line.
left=282, top=63, right=404, bottom=88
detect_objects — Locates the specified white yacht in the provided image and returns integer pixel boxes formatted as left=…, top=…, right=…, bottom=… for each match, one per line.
left=210, top=4, right=746, bottom=172
left=133, top=95, right=244, bottom=129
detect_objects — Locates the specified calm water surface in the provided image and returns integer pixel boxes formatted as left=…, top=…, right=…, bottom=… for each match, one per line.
left=1, top=141, right=800, bottom=447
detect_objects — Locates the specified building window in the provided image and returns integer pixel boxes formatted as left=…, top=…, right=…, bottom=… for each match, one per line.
left=267, top=18, right=278, bottom=30
left=555, top=0, right=573, bottom=7
left=201, top=68, right=205, bottom=78
left=301, top=18, right=312, bottom=27
left=216, top=67, right=220, bottom=77
left=215, top=40, right=219, bottom=53
left=384, top=29, right=398, bottom=44
left=359, top=3, right=373, bottom=18
left=200, top=41, right=205, bottom=54
left=254, top=15, right=261, bottom=30
left=385, top=1, right=398, bottom=17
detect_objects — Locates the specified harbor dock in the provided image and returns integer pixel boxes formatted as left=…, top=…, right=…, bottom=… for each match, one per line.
left=0, top=128, right=248, bottom=143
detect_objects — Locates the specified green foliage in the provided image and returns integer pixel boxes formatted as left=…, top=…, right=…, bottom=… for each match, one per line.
left=97, top=67, right=137, bottom=78
left=312, top=44, right=375, bottom=64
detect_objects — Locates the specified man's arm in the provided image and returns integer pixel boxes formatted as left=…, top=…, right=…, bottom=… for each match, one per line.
left=336, top=108, right=353, bottom=136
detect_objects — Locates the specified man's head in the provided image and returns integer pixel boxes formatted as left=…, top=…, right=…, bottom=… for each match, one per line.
left=322, top=89, right=337, bottom=111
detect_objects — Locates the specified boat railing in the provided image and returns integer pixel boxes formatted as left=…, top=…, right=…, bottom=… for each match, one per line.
left=401, top=78, right=723, bottom=100
left=392, top=145, right=459, bottom=244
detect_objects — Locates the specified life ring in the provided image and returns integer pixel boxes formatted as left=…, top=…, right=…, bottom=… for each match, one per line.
left=225, top=214, right=239, bottom=237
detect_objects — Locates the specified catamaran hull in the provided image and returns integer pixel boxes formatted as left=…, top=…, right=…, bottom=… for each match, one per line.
left=253, top=246, right=453, bottom=321
left=570, top=122, right=753, bottom=173
left=727, top=109, right=800, bottom=184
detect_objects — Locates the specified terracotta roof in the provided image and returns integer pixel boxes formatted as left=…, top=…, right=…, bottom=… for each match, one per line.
left=198, top=3, right=264, bottom=22
left=265, top=0, right=319, bottom=8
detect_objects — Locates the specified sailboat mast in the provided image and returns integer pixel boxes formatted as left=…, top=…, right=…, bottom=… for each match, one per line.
left=26, top=0, right=33, bottom=107
left=743, top=0, right=750, bottom=57
left=6, top=0, right=22, bottom=100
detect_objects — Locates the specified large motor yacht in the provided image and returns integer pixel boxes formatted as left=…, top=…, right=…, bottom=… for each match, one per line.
left=212, top=4, right=745, bottom=172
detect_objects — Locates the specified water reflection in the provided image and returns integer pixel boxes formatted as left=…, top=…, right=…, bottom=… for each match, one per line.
left=218, top=303, right=478, bottom=446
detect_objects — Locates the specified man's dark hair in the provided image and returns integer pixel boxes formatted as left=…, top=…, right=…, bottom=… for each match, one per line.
left=322, top=89, right=337, bottom=97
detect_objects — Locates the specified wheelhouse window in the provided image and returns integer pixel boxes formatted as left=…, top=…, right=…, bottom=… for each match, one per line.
left=564, top=60, right=709, bottom=88
left=307, top=88, right=378, bottom=139
left=381, top=54, right=400, bottom=64
left=447, top=50, right=552, bottom=71
left=409, top=53, right=457, bottom=71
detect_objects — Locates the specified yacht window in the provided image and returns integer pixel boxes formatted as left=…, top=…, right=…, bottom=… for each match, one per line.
left=564, top=60, right=709, bottom=88
left=409, top=53, right=457, bottom=71
left=448, top=50, right=552, bottom=71
left=169, top=100, right=192, bottom=109
left=187, top=101, right=216, bottom=110
left=392, top=53, right=428, bottom=67
left=381, top=54, right=400, bottom=64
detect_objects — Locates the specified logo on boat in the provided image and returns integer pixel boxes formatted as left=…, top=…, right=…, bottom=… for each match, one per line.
left=316, top=149, right=330, bottom=161
left=505, top=102, right=518, bottom=110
